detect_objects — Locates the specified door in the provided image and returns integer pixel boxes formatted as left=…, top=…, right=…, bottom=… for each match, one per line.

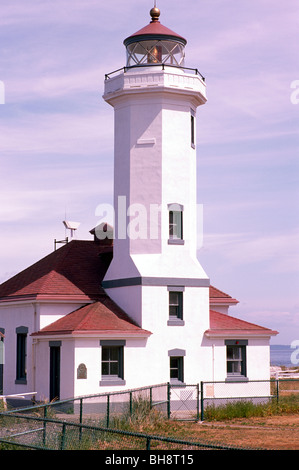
left=49, top=346, right=60, bottom=401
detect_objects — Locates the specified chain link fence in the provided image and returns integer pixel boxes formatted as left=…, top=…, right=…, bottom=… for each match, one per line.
left=0, top=379, right=298, bottom=449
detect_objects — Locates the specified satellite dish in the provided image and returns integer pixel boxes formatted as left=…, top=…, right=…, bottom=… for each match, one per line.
left=63, top=221, right=81, bottom=238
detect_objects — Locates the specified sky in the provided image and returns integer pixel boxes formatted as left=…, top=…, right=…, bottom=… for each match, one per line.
left=0, top=0, right=298, bottom=345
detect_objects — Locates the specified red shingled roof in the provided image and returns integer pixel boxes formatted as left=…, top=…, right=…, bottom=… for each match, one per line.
left=205, top=310, right=278, bottom=338
left=0, top=240, right=112, bottom=302
left=0, top=239, right=236, bottom=305
left=32, top=298, right=151, bottom=337
left=1, top=238, right=274, bottom=337
left=209, top=286, right=239, bottom=305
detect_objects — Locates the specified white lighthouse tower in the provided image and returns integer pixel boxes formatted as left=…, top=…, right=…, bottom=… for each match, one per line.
left=102, top=6, right=210, bottom=384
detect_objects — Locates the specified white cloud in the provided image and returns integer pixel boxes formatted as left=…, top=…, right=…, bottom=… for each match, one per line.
left=201, top=229, right=299, bottom=274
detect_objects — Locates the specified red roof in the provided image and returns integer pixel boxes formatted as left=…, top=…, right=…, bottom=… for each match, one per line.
left=32, top=298, right=151, bottom=337
left=0, top=240, right=112, bottom=302
left=209, top=286, right=239, bottom=305
left=124, top=9, right=186, bottom=46
left=0, top=237, right=277, bottom=338
left=205, top=310, right=278, bottom=338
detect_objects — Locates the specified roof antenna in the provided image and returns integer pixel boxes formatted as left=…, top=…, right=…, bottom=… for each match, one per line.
left=54, top=220, right=81, bottom=250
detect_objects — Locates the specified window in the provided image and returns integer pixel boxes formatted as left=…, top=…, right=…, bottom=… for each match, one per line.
left=100, top=340, right=126, bottom=386
left=167, top=286, right=185, bottom=325
left=191, top=109, right=195, bottom=148
left=169, top=292, right=183, bottom=318
left=168, top=349, right=185, bottom=384
left=16, top=326, right=28, bottom=384
left=170, top=357, right=184, bottom=382
left=168, top=204, right=184, bottom=245
left=225, top=340, right=248, bottom=381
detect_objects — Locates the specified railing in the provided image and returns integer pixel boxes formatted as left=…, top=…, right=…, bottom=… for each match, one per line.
left=105, top=63, right=205, bottom=81
left=0, top=392, right=36, bottom=410
left=0, top=379, right=298, bottom=449
left=0, top=411, right=254, bottom=450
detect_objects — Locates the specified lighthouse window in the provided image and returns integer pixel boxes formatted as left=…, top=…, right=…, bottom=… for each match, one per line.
left=168, top=348, right=186, bottom=384
left=191, top=109, right=195, bottom=148
left=170, top=357, right=184, bottom=382
left=168, top=205, right=183, bottom=243
left=169, top=291, right=183, bottom=320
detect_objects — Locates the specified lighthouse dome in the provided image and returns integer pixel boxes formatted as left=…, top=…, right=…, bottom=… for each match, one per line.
left=123, top=7, right=186, bottom=68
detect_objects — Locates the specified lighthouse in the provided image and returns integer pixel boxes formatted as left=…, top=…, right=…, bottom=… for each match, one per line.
left=102, top=6, right=210, bottom=384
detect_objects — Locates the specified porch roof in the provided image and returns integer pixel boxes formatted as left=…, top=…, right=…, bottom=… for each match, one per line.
left=205, top=310, right=278, bottom=338
left=31, top=297, right=151, bottom=338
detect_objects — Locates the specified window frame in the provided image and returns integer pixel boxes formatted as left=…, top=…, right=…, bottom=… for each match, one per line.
left=168, top=204, right=184, bottom=245
left=225, top=340, right=248, bottom=382
left=191, top=108, right=196, bottom=149
left=15, top=326, right=28, bottom=384
left=167, top=286, right=185, bottom=326
left=168, top=349, right=186, bottom=385
left=100, top=340, right=126, bottom=386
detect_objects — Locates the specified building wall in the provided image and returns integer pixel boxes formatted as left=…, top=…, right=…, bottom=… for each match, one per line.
left=34, top=337, right=75, bottom=402
left=0, top=301, right=86, bottom=399
left=0, top=303, right=35, bottom=396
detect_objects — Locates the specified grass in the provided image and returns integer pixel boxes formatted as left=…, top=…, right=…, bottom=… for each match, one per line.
left=204, top=395, right=299, bottom=421
left=0, top=393, right=298, bottom=450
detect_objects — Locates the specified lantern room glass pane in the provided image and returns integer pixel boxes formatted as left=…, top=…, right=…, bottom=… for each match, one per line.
left=126, top=40, right=185, bottom=67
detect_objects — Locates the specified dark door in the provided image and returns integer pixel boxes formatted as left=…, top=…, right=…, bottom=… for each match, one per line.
left=49, top=346, right=60, bottom=401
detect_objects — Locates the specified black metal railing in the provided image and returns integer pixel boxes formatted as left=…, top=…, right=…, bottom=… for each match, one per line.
left=105, top=63, right=205, bottom=81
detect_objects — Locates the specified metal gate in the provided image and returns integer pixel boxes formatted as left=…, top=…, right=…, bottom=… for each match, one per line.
left=169, top=384, right=200, bottom=420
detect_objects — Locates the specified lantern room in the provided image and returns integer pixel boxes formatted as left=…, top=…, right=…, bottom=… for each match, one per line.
left=123, top=7, right=187, bottom=68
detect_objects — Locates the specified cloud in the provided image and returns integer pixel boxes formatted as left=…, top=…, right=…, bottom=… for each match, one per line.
left=201, top=229, right=299, bottom=274
left=0, top=109, right=113, bottom=156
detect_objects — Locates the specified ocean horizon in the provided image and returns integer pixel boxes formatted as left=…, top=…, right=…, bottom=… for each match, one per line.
left=270, top=344, right=298, bottom=367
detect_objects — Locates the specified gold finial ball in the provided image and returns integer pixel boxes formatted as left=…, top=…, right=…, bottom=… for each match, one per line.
left=150, top=6, right=160, bottom=22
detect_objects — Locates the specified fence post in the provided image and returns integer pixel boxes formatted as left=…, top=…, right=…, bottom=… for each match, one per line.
left=129, top=391, right=133, bottom=417
left=276, top=379, right=279, bottom=404
left=196, top=383, right=200, bottom=421
left=60, top=423, right=66, bottom=450
left=200, top=381, right=204, bottom=421
left=43, top=405, right=47, bottom=446
left=150, top=387, right=153, bottom=410
left=106, top=395, right=110, bottom=428
left=79, top=398, right=83, bottom=441
left=167, top=382, right=171, bottom=419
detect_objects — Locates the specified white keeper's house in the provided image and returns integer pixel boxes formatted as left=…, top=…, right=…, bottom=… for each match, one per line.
left=0, top=7, right=278, bottom=403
